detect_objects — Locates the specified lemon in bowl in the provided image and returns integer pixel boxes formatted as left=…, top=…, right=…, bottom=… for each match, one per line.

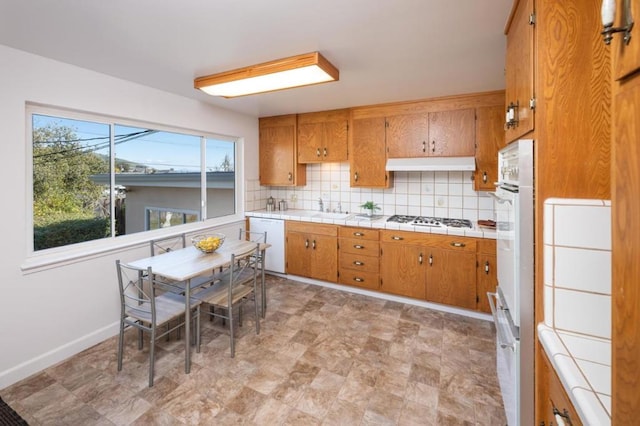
left=191, top=233, right=225, bottom=253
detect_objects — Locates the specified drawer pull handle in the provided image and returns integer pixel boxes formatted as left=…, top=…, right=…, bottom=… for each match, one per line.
left=354, top=244, right=364, bottom=249
left=391, top=236, right=404, bottom=241
left=354, top=277, right=364, bottom=282
left=353, top=232, right=364, bottom=237
left=450, top=242, right=466, bottom=248
left=353, top=261, right=364, bottom=266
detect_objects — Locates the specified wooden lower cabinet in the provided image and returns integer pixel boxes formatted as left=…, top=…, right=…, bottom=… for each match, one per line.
left=476, top=239, right=497, bottom=314
left=538, top=348, right=582, bottom=426
left=285, top=222, right=337, bottom=282
left=379, top=230, right=477, bottom=308
left=338, top=227, right=379, bottom=290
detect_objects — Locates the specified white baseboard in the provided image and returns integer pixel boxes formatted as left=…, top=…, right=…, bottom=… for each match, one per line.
left=0, top=321, right=120, bottom=390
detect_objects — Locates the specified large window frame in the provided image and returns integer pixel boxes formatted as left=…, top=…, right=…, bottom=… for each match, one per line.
left=25, top=104, right=245, bottom=264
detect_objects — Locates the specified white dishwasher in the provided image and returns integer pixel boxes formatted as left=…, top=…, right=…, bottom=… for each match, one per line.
left=248, top=217, right=285, bottom=273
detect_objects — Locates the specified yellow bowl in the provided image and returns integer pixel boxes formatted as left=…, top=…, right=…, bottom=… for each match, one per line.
left=191, top=233, right=225, bottom=253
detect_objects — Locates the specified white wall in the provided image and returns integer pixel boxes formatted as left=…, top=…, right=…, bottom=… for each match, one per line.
left=0, top=44, right=259, bottom=389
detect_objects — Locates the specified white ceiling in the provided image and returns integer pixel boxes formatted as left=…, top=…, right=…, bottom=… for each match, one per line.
left=0, top=0, right=512, bottom=118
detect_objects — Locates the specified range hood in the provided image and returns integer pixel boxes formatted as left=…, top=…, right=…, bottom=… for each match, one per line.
left=385, top=156, right=476, bottom=172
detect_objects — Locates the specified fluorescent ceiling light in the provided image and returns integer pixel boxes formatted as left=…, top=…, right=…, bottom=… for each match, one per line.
left=194, top=52, right=339, bottom=98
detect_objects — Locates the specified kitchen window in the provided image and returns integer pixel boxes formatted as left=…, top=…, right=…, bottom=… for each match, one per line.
left=29, top=105, right=237, bottom=252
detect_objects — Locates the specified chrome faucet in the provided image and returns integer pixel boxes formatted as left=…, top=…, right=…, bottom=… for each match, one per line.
left=318, top=198, right=324, bottom=212
left=334, top=202, right=342, bottom=213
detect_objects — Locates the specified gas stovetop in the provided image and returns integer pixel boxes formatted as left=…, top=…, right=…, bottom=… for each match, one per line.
left=386, top=215, right=473, bottom=229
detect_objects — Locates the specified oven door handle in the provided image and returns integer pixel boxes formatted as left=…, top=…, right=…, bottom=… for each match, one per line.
left=487, top=292, right=516, bottom=351
left=488, top=192, right=512, bottom=205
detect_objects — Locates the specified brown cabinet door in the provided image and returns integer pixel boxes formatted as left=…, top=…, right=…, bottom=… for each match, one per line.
left=285, top=231, right=311, bottom=277
left=297, top=109, right=349, bottom=163
left=425, top=247, right=476, bottom=310
left=474, top=105, right=504, bottom=191
left=428, top=109, right=475, bottom=156
left=323, top=119, right=349, bottom=162
left=297, top=121, right=324, bottom=163
left=259, top=115, right=306, bottom=186
left=476, top=254, right=497, bottom=314
left=350, top=117, right=391, bottom=188
left=504, top=0, right=535, bottom=143
left=386, top=113, right=429, bottom=158
left=309, top=234, right=338, bottom=282
left=380, top=242, right=425, bottom=299
left=613, top=0, right=640, bottom=80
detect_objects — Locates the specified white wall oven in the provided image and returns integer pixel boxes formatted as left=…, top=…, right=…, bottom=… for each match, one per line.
left=489, top=139, right=534, bottom=426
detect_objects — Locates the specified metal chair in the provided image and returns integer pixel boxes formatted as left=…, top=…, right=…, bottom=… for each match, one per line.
left=115, top=260, right=200, bottom=387
left=193, top=242, right=261, bottom=357
left=238, top=228, right=268, bottom=318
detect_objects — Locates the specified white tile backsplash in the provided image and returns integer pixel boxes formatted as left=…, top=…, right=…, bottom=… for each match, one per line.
left=554, top=247, right=611, bottom=293
left=247, top=164, right=496, bottom=220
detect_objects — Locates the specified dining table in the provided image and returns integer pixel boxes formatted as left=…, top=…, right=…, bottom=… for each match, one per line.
left=127, top=237, right=267, bottom=374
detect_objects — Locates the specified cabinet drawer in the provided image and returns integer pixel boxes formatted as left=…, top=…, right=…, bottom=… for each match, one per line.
left=339, top=251, right=379, bottom=273
left=340, top=238, right=379, bottom=256
left=339, top=226, right=379, bottom=240
left=286, top=221, right=337, bottom=236
left=338, top=269, right=379, bottom=290
left=477, top=238, right=496, bottom=255
left=380, top=230, right=476, bottom=252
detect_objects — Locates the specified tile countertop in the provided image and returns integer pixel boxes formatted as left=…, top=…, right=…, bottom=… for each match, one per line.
left=246, top=209, right=497, bottom=239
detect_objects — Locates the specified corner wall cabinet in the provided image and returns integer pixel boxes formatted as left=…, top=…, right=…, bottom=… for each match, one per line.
left=259, top=114, right=306, bottom=186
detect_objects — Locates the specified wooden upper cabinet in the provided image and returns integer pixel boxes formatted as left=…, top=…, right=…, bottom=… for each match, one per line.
left=386, top=113, right=429, bottom=157
left=386, top=109, right=475, bottom=158
left=350, top=116, right=392, bottom=188
left=505, top=0, right=535, bottom=144
left=428, top=108, right=475, bottom=156
left=474, top=104, right=505, bottom=191
left=259, top=115, right=306, bottom=186
left=297, top=109, right=349, bottom=163
left=612, top=0, right=640, bottom=80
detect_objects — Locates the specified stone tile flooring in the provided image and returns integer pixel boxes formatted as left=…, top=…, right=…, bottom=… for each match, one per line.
left=1, top=275, right=506, bottom=425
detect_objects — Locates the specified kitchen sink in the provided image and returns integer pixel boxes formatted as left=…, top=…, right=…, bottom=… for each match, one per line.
left=313, top=212, right=352, bottom=220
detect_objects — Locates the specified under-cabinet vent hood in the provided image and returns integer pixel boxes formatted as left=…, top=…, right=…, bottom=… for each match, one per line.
left=385, top=157, right=476, bottom=172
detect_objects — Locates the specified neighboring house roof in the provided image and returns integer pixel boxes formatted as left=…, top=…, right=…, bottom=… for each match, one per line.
left=90, top=171, right=235, bottom=189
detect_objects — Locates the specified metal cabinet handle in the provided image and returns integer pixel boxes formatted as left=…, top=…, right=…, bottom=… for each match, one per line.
left=418, top=253, right=423, bottom=264
left=482, top=171, right=488, bottom=183
left=422, top=140, right=426, bottom=153
left=288, top=172, right=293, bottom=181
left=553, top=407, right=573, bottom=426
left=354, top=172, right=359, bottom=182
left=354, top=244, right=364, bottom=249
left=312, top=240, right=316, bottom=249
left=305, top=239, right=309, bottom=248
left=316, top=148, right=321, bottom=157
left=391, top=235, right=404, bottom=241
left=323, top=147, right=327, bottom=157
left=450, top=242, right=466, bottom=248
left=353, top=232, right=364, bottom=237
left=485, top=261, right=490, bottom=275
left=431, top=140, right=436, bottom=153
left=428, top=254, right=433, bottom=266
left=353, top=260, right=364, bottom=266
left=354, top=277, right=364, bottom=282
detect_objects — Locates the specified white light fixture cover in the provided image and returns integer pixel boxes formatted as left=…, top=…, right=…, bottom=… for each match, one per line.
left=195, top=52, right=339, bottom=98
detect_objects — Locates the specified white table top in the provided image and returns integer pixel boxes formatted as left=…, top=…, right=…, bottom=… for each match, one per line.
left=127, top=239, right=259, bottom=281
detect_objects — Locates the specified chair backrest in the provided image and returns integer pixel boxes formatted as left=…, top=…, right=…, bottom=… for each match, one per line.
left=115, top=260, right=157, bottom=321
left=150, top=233, right=186, bottom=256
left=228, top=243, right=260, bottom=289
left=238, top=228, right=267, bottom=244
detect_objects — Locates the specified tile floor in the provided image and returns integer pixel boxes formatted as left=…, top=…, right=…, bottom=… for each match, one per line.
left=1, top=275, right=506, bottom=425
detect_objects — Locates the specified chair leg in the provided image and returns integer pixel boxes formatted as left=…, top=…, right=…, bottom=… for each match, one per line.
left=117, top=319, right=125, bottom=372
left=239, top=304, right=243, bottom=327
left=254, top=281, right=261, bottom=335
left=138, top=324, right=144, bottom=350
left=149, top=329, right=156, bottom=387
left=228, top=306, right=235, bottom=358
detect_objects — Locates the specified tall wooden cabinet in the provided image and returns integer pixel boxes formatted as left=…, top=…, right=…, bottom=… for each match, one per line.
left=259, top=115, right=306, bottom=186
left=611, top=0, right=640, bottom=422
left=474, top=104, right=504, bottom=191
left=522, top=0, right=612, bottom=424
